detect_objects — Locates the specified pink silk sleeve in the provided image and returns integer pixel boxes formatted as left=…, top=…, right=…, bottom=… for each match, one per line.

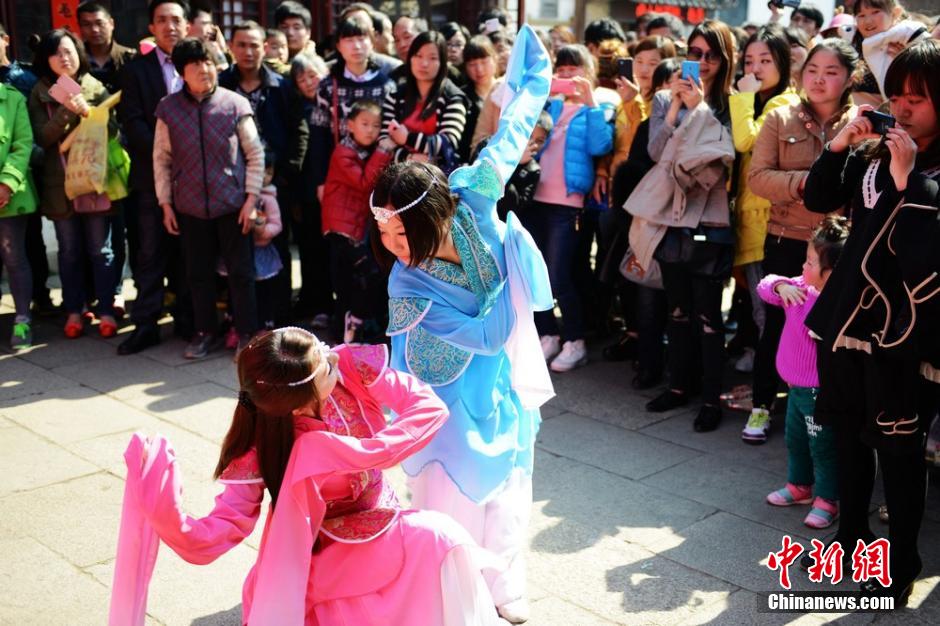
left=247, top=368, right=450, bottom=625
left=110, top=434, right=264, bottom=626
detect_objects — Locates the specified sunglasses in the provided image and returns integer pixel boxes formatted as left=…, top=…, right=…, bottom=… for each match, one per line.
left=686, top=46, right=722, bottom=64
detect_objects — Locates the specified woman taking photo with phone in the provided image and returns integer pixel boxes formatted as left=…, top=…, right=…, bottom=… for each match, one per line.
left=525, top=43, right=614, bottom=373
left=637, top=20, right=736, bottom=432
left=802, top=39, right=940, bottom=604
left=743, top=39, right=859, bottom=448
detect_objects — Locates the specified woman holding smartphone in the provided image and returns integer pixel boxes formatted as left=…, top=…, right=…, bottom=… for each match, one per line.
left=525, top=44, right=614, bottom=373
left=642, top=20, right=736, bottom=432
left=801, top=39, right=940, bottom=605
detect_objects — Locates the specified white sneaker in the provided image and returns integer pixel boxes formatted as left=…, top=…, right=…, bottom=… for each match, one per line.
left=540, top=334, right=561, bottom=361
left=550, top=339, right=587, bottom=372
left=497, top=598, right=530, bottom=624
left=735, top=347, right=755, bottom=373
left=741, top=407, right=771, bottom=444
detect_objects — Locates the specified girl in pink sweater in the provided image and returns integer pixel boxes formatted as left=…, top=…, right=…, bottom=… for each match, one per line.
left=758, top=217, right=849, bottom=529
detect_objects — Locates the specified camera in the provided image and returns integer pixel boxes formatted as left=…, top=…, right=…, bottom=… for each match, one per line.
left=863, top=110, right=896, bottom=135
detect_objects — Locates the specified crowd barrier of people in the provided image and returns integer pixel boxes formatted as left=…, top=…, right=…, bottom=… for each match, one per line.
left=2, top=0, right=940, bottom=621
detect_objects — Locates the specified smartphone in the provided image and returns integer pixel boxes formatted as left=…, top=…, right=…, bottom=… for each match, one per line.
left=617, top=58, right=634, bottom=82
left=48, top=74, right=82, bottom=105
left=681, top=60, right=700, bottom=84
left=769, top=0, right=801, bottom=8
left=550, top=78, right=577, bottom=96
left=483, top=17, right=502, bottom=34
left=863, top=110, right=896, bottom=135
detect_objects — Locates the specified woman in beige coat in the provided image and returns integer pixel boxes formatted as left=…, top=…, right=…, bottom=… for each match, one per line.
left=742, top=38, right=858, bottom=444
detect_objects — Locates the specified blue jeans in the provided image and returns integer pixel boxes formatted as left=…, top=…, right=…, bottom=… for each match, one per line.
left=53, top=213, right=115, bottom=316
left=0, top=215, right=33, bottom=321
left=521, top=201, right=583, bottom=342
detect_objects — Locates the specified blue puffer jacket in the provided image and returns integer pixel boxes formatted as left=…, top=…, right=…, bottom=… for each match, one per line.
left=543, top=97, right=614, bottom=195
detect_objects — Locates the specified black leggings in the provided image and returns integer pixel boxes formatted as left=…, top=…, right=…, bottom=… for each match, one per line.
left=660, top=261, right=725, bottom=405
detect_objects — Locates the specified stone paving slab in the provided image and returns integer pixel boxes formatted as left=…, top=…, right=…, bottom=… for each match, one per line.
left=0, top=425, right=99, bottom=496
left=639, top=453, right=832, bottom=539
left=0, top=353, right=82, bottom=403
left=51, top=353, right=204, bottom=401
left=0, top=536, right=113, bottom=625
left=531, top=450, right=716, bottom=554
left=537, top=412, right=703, bottom=480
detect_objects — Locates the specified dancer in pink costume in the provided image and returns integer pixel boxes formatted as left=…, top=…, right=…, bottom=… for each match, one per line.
left=109, top=327, right=506, bottom=625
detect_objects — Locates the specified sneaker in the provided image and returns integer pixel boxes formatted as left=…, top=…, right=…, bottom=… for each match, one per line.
left=224, top=326, right=239, bottom=350
left=766, top=483, right=813, bottom=506
left=540, top=335, right=561, bottom=361
left=734, top=347, right=756, bottom=373
left=550, top=339, right=587, bottom=372
left=183, top=332, right=217, bottom=360
left=311, top=313, right=331, bottom=329
left=10, top=321, right=32, bottom=349
left=344, top=311, right=363, bottom=344
left=804, top=497, right=839, bottom=529
left=741, top=408, right=771, bottom=444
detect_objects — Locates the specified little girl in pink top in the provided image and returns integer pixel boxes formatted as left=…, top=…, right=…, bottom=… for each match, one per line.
left=758, top=217, right=849, bottom=529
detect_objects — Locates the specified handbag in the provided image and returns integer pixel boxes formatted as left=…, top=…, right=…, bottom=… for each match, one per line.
left=654, top=225, right=733, bottom=279
left=619, top=246, right=663, bottom=289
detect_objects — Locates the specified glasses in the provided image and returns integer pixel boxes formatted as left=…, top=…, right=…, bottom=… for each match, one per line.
left=686, top=46, right=722, bottom=64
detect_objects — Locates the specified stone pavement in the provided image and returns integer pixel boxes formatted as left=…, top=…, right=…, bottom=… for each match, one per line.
left=1, top=298, right=939, bottom=625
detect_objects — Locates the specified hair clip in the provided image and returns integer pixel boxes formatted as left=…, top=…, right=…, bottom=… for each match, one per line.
left=370, top=184, right=433, bottom=224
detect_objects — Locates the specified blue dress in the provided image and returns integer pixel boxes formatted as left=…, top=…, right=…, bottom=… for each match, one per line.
left=386, top=25, right=553, bottom=504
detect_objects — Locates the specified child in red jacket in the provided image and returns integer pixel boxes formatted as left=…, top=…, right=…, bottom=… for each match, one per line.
left=322, top=99, right=395, bottom=343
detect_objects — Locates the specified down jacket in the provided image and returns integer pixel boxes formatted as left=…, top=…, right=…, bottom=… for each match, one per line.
left=542, top=97, right=614, bottom=196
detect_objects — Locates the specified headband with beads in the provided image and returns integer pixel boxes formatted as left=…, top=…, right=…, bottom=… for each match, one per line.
left=253, top=326, right=332, bottom=387
left=370, top=180, right=435, bottom=224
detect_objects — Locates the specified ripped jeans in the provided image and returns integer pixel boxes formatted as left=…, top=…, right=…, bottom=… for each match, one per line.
left=660, top=260, right=726, bottom=406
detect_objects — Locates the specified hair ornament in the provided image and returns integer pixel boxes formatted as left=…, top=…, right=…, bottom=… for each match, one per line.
left=370, top=180, right=435, bottom=224
left=254, top=327, right=333, bottom=387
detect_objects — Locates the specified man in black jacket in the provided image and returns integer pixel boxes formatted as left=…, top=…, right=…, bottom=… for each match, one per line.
left=219, top=20, right=306, bottom=325
left=116, top=0, right=191, bottom=355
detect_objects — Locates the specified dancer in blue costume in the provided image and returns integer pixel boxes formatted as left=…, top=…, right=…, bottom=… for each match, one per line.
left=368, top=25, right=553, bottom=624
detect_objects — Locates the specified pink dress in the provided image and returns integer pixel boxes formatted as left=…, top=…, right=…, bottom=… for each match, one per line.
left=109, top=344, right=503, bottom=626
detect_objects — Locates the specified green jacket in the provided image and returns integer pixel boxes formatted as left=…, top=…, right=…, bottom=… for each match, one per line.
left=27, top=73, right=110, bottom=219
left=0, top=83, right=38, bottom=218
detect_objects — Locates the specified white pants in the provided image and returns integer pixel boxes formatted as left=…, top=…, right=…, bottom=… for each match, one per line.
left=409, top=464, right=532, bottom=607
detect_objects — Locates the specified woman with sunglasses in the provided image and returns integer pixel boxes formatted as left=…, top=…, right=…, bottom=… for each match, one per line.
left=111, top=329, right=506, bottom=625
left=642, top=20, right=736, bottom=432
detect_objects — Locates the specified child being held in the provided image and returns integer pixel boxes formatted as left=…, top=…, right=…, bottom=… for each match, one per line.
left=221, top=157, right=283, bottom=347
left=759, top=217, right=849, bottom=529
left=321, top=99, right=394, bottom=343
left=472, top=110, right=552, bottom=222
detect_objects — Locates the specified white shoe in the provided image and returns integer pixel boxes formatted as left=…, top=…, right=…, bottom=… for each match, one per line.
left=497, top=598, right=530, bottom=624
left=540, top=335, right=561, bottom=361
left=734, top=347, right=755, bottom=373
left=550, top=339, right=587, bottom=372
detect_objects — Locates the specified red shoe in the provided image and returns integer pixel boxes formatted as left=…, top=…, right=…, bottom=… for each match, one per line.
left=64, top=316, right=84, bottom=339
left=99, top=317, right=118, bottom=338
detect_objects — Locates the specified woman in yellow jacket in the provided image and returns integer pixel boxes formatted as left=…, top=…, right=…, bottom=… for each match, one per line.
left=729, top=26, right=799, bottom=354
